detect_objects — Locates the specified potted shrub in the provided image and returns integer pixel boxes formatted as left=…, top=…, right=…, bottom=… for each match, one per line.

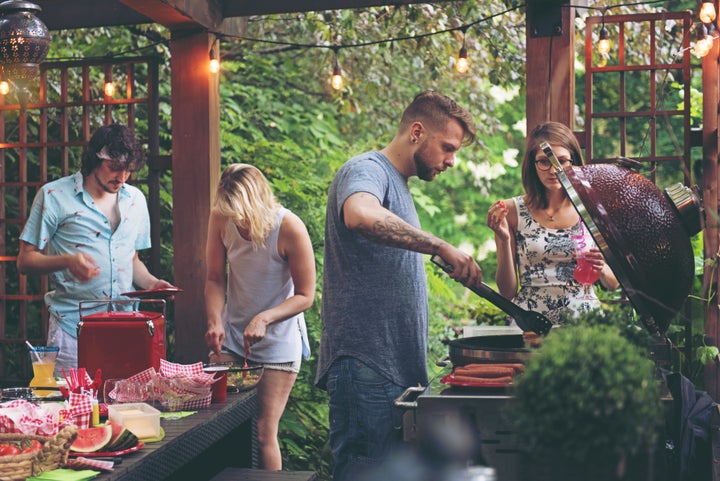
left=511, top=323, right=663, bottom=481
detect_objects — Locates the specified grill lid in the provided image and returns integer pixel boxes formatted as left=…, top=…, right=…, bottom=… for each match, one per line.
left=540, top=142, right=703, bottom=335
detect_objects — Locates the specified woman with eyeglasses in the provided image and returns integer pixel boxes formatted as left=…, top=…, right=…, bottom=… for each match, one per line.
left=486, top=121, right=619, bottom=324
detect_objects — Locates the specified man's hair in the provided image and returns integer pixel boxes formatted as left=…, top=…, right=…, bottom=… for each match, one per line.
left=399, top=90, right=477, bottom=147
left=81, top=123, right=146, bottom=176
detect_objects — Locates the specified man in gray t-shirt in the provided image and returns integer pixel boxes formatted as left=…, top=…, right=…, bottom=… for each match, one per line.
left=316, top=91, right=484, bottom=481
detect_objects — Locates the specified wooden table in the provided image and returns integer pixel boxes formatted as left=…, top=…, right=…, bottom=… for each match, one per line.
left=94, top=389, right=258, bottom=481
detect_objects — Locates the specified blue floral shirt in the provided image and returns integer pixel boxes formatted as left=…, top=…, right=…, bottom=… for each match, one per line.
left=20, top=172, right=151, bottom=336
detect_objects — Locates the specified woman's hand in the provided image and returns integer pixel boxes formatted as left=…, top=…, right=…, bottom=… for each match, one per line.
left=487, top=200, right=510, bottom=241
left=205, top=322, right=225, bottom=357
left=243, top=315, right=269, bottom=347
left=580, top=247, right=606, bottom=273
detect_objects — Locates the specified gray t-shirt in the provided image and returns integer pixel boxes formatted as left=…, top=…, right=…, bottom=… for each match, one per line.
left=315, top=151, right=429, bottom=389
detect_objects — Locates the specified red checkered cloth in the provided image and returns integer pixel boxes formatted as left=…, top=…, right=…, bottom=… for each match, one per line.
left=126, top=367, right=155, bottom=384
left=68, top=392, right=92, bottom=429
left=125, top=362, right=214, bottom=410
left=159, top=359, right=204, bottom=377
left=66, top=457, right=114, bottom=472
left=0, top=399, right=72, bottom=435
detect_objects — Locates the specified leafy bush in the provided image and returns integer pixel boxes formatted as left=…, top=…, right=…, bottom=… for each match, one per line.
left=512, top=324, right=663, bottom=470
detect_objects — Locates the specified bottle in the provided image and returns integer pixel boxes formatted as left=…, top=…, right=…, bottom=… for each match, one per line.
left=91, top=398, right=100, bottom=426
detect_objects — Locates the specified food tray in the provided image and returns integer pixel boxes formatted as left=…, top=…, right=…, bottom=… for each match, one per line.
left=226, top=365, right=263, bottom=392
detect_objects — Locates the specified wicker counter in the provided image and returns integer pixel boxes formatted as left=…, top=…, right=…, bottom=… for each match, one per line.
left=96, top=389, right=258, bottom=481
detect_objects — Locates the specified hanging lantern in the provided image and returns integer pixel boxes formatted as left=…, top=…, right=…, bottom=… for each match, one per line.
left=0, top=1, right=50, bottom=85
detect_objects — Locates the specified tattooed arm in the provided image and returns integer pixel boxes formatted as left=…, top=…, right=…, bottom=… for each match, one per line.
left=342, top=192, right=482, bottom=287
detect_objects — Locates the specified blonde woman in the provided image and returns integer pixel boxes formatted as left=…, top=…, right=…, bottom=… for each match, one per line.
left=204, top=163, right=315, bottom=470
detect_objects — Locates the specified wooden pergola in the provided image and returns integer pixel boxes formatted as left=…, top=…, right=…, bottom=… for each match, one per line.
left=27, top=0, right=720, bottom=399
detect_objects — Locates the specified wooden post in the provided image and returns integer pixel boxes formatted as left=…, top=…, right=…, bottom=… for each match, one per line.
left=525, top=0, right=578, bottom=130
left=170, top=31, right=220, bottom=364
left=702, top=2, right=720, bottom=401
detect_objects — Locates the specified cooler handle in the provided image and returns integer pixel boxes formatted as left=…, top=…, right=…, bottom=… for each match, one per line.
left=77, top=318, right=156, bottom=338
left=79, top=299, right=167, bottom=319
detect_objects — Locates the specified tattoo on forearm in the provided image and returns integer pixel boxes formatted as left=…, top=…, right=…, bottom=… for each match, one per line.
left=361, top=215, right=439, bottom=253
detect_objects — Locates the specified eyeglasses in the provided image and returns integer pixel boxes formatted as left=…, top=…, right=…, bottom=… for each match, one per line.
left=534, top=158, right=573, bottom=171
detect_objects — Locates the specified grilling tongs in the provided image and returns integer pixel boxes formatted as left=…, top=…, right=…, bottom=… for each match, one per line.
left=431, top=255, right=553, bottom=336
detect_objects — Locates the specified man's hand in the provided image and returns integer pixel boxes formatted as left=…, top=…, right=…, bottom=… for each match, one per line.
left=68, top=252, right=100, bottom=282
left=433, top=245, right=483, bottom=288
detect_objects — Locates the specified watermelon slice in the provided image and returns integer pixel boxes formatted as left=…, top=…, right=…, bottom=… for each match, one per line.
left=70, top=425, right=113, bottom=453
left=105, top=420, right=125, bottom=446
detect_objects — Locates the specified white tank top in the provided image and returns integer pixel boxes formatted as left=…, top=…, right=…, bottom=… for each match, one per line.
left=221, top=208, right=310, bottom=362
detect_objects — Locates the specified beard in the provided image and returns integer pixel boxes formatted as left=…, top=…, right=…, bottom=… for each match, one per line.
left=94, top=171, right=123, bottom=194
left=414, top=145, right=437, bottom=182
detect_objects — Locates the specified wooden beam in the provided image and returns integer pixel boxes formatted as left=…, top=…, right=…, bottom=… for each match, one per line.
left=120, top=0, right=247, bottom=36
left=222, top=0, right=455, bottom=17
left=120, top=0, right=246, bottom=34
left=170, top=31, right=221, bottom=364
left=36, top=0, right=454, bottom=31
left=34, top=0, right=151, bottom=30
left=702, top=12, right=720, bottom=401
left=525, top=0, right=577, bottom=129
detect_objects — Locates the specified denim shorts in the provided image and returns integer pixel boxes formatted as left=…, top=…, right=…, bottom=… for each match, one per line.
left=326, top=356, right=406, bottom=481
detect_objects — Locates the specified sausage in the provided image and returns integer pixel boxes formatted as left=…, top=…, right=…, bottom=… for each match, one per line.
left=451, top=374, right=513, bottom=384
left=453, top=365, right=515, bottom=378
left=458, top=362, right=524, bottom=373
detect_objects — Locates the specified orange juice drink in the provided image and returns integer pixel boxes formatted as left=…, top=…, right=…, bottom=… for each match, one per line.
left=30, top=361, right=57, bottom=396
left=28, top=346, right=59, bottom=397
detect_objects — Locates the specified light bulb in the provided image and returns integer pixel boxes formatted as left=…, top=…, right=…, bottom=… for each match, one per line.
left=104, top=81, right=115, bottom=97
left=456, top=46, right=469, bottom=73
left=209, top=50, right=220, bottom=74
left=331, top=57, right=343, bottom=90
left=597, top=26, right=611, bottom=55
left=695, top=36, right=713, bottom=57
left=700, top=1, right=717, bottom=24
left=0, top=81, right=9, bottom=95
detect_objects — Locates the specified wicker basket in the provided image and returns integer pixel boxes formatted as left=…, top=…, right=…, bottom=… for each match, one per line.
left=0, top=424, right=78, bottom=481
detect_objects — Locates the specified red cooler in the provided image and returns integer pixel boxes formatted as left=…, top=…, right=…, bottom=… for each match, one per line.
left=77, top=299, right=166, bottom=381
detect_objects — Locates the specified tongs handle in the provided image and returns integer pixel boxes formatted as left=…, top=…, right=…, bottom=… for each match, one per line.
left=430, top=255, right=552, bottom=336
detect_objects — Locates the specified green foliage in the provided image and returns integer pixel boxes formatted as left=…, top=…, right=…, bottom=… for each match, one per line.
left=563, top=304, right=654, bottom=355
left=17, top=2, right=711, bottom=478
left=512, top=324, right=663, bottom=466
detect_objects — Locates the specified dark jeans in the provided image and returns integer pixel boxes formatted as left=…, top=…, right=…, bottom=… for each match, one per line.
left=326, top=356, right=406, bottom=481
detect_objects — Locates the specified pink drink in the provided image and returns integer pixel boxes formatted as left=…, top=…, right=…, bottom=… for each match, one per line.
left=573, top=257, right=601, bottom=285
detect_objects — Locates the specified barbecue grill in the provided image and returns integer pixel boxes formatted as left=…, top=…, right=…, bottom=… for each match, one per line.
left=395, top=151, right=705, bottom=481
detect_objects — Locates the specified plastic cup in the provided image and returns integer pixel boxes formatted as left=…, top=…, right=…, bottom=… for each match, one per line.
left=204, top=365, right=229, bottom=403
left=29, top=346, right=59, bottom=397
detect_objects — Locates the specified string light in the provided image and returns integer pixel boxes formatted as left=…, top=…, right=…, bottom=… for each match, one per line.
left=209, top=37, right=220, bottom=74
left=597, top=25, right=612, bottom=55
left=699, top=0, right=717, bottom=24
left=0, top=81, right=9, bottom=96
left=209, top=49, right=220, bottom=74
left=331, top=48, right=343, bottom=90
left=694, top=23, right=715, bottom=57
left=104, top=71, right=115, bottom=97
left=456, top=28, right=469, bottom=74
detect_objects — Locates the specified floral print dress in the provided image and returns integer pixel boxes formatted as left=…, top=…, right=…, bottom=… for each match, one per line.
left=511, top=196, right=601, bottom=324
